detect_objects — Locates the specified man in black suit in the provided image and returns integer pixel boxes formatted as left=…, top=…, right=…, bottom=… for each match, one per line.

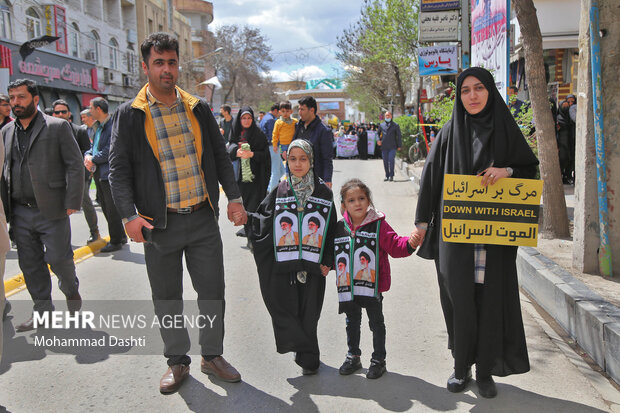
left=52, top=100, right=100, bottom=243
left=85, top=97, right=126, bottom=252
left=1, top=79, right=84, bottom=331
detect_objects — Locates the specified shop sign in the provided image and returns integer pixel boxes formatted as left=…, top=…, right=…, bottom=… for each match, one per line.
left=419, top=10, right=460, bottom=42
left=421, top=0, right=460, bottom=12
left=418, top=45, right=459, bottom=76
left=2, top=41, right=98, bottom=92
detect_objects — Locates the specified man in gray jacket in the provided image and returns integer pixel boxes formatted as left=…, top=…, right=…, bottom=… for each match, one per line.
left=378, top=111, right=402, bottom=181
left=1, top=79, right=84, bottom=332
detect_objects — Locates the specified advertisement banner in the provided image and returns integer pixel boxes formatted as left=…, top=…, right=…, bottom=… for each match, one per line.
left=441, top=174, right=543, bottom=247
left=471, top=0, right=510, bottom=100
left=419, top=10, right=460, bottom=42
left=418, top=45, right=458, bottom=76
left=421, top=0, right=460, bottom=12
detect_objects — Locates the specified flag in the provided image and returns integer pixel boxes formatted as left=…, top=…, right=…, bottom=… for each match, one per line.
left=19, top=36, right=60, bottom=60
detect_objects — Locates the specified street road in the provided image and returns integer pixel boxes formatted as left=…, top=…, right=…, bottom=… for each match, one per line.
left=1, top=159, right=617, bottom=412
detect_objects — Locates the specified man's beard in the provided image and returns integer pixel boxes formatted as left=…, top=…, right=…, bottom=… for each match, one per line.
left=12, top=100, right=37, bottom=119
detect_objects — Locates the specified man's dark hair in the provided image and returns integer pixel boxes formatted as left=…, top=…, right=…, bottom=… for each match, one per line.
left=7, top=79, right=39, bottom=97
left=221, top=105, right=231, bottom=115
left=141, top=32, right=179, bottom=65
left=44, top=107, right=53, bottom=115
left=298, top=96, right=317, bottom=114
left=52, top=99, right=70, bottom=110
left=259, top=111, right=265, bottom=115
left=90, top=97, right=109, bottom=114
left=279, top=101, right=292, bottom=110
left=0, top=94, right=9, bottom=103
left=270, top=103, right=280, bottom=112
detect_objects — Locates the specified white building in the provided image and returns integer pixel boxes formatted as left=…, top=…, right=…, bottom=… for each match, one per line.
left=0, top=0, right=141, bottom=115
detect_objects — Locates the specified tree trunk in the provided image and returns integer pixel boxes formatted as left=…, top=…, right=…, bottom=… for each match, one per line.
left=223, top=72, right=237, bottom=104
left=391, top=63, right=406, bottom=116
left=514, top=0, right=570, bottom=238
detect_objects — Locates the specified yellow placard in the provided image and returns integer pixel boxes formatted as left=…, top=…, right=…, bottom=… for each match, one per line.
left=442, top=174, right=543, bottom=246
left=443, top=174, right=542, bottom=205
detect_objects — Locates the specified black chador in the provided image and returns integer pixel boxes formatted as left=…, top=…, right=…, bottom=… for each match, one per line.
left=248, top=176, right=336, bottom=371
left=415, top=67, right=539, bottom=380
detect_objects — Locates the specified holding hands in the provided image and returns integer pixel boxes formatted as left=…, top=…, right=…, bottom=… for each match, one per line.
left=227, top=202, right=248, bottom=226
left=320, top=265, right=330, bottom=276
left=236, top=148, right=254, bottom=159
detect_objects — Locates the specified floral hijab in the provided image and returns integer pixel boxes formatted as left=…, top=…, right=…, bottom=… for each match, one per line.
left=287, top=139, right=315, bottom=208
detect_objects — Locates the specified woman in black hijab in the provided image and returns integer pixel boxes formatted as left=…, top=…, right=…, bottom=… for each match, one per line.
left=357, top=125, right=368, bottom=160
left=228, top=106, right=271, bottom=245
left=411, top=67, right=538, bottom=398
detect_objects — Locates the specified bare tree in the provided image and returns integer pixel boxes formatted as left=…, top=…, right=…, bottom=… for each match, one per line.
left=514, top=0, right=569, bottom=238
left=214, top=25, right=274, bottom=108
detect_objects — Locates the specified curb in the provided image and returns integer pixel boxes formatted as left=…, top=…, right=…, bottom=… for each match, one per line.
left=4, top=236, right=111, bottom=297
left=398, top=158, right=620, bottom=386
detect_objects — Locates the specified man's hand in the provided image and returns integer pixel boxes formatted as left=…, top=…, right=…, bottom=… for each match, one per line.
left=320, top=265, right=330, bottom=276
left=66, top=209, right=79, bottom=216
left=124, top=216, right=154, bottom=243
left=325, top=182, right=332, bottom=189
left=227, top=202, right=247, bottom=226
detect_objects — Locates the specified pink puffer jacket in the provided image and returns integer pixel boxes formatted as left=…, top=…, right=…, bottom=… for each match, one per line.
left=342, top=209, right=414, bottom=292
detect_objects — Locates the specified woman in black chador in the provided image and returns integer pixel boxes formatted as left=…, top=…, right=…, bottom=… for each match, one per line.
left=227, top=106, right=270, bottom=244
left=248, top=140, right=336, bottom=374
left=411, top=67, right=539, bottom=398
left=357, top=125, right=368, bottom=160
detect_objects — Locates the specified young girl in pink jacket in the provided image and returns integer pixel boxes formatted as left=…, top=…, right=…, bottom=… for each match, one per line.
left=331, top=178, right=417, bottom=379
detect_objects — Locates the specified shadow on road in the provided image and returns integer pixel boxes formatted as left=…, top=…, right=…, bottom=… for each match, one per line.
left=286, top=364, right=607, bottom=413
left=0, top=316, right=130, bottom=375
left=177, top=375, right=294, bottom=412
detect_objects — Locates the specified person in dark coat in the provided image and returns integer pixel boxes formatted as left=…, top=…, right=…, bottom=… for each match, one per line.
left=556, top=100, right=575, bottom=184
left=411, top=67, right=539, bottom=398
left=248, top=139, right=336, bottom=374
left=377, top=112, right=402, bottom=181
left=357, top=125, right=368, bottom=160
left=228, top=106, right=271, bottom=245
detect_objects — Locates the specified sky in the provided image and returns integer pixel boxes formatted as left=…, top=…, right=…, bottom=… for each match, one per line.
left=211, top=0, right=364, bottom=82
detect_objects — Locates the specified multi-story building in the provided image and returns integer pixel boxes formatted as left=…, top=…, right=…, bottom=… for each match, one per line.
left=135, top=0, right=192, bottom=91
left=173, top=0, right=216, bottom=99
left=0, top=0, right=142, bottom=114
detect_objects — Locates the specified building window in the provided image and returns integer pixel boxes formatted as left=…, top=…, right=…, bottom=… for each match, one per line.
left=148, top=18, right=153, bottom=34
left=0, top=0, right=12, bottom=40
left=109, top=38, right=119, bottom=70
left=70, top=22, right=79, bottom=58
left=86, top=30, right=100, bottom=63
left=25, top=7, right=42, bottom=39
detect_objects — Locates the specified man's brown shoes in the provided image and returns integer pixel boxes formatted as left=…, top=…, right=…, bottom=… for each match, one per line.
left=159, top=364, right=190, bottom=394
left=201, top=356, right=241, bottom=383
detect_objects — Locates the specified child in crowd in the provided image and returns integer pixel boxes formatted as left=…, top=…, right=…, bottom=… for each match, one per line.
left=331, top=178, right=417, bottom=379
left=248, top=140, right=336, bottom=375
left=272, top=101, right=298, bottom=161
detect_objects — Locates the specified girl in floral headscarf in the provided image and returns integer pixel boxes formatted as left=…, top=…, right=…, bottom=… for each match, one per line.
left=247, top=139, right=336, bottom=375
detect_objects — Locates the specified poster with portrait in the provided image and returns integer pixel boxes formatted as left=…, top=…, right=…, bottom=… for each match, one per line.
left=352, top=242, right=378, bottom=298
left=471, top=0, right=510, bottom=101
left=335, top=252, right=351, bottom=289
left=300, top=197, right=333, bottom=262
left=274, top=196, right=300, bottom=262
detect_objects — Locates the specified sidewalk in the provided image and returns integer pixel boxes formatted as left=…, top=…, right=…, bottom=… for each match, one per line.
left=399, top=158, right=620, bottom=387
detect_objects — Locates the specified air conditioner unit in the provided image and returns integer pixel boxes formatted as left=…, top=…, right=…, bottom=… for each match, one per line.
left=122, top=75, right=132, bottom=88
left=103, top=68, right=114, bottom=84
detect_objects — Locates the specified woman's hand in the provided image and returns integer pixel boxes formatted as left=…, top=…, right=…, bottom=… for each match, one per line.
left=479, top=167, right=510, bottom=187
left=236, top=149, right=254, bottom=159
left=320, top=265, right=330, bottom=276
left=411, top=227, right=426, bottom=246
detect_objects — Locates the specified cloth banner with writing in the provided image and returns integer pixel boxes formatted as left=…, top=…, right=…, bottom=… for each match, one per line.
left=336, top=134, right=359, bottom=158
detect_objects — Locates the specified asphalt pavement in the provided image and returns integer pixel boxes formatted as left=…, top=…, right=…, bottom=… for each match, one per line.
left=0, top=159, right=617, bottom=412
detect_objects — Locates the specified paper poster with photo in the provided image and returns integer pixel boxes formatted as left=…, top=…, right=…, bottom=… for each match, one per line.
left=352, top=245, right=377, bottom=297
left=274, top=197, right=300, bottom=261
left=335, top=252, right=351, bottom=290
left=300, top=197, right=333, bottom=262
